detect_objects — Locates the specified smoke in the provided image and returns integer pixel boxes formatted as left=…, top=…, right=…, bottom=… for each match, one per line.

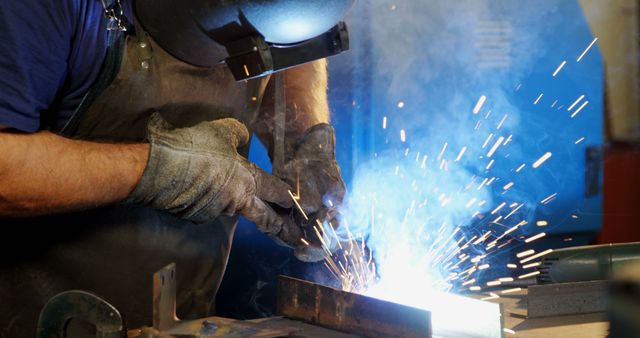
left=323, top=0, right=600, bottom=300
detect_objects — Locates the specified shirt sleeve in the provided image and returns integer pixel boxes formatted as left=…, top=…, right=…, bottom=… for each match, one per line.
left=0, top=0, right=76, bottom=132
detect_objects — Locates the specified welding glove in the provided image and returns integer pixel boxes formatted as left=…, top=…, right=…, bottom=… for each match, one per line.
left=277, top=123, right=347, bottom=262
left=126, top=113, right=302, bottom=244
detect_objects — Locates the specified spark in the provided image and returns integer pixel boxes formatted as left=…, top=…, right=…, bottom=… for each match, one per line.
left=470, top=286, right=481, bottom=291
left=288, top=190, right=309, bottom=220
left=455, top=146, right=467, bottom=161
left=536, top=220, right=548, bottom=227
left=532, top=152, right=552, bottom=169
left=462, top=279, right=476, bottom=286
left=486, top=280, right=501, bottom=287
left=300, top=238, right=310, bottom=245
left=571, top=214, right=579, bottom=219
left=525, top=232, right=546, bottom=243
left=487, top=136, right=505, bottom=157
left=496, top=114, right=508, bottom=129
left=518, top=271, right=540, bottom=279
left=567, top=95, right=585, bottom=111
left=551, top=99, right=558, bottom=108
left=504, top=204, right=523, bottom=219
left=482, top=133, right=494, bottom=148
left=438, top=142, right=448, bottom=160
left=522, top=262, right=541, bottom=269
left=515, top=163, right=525, bottom=172
left=575, top=137, right=585, bottom=144
left=499, top=277, right=514, bottom=282
left=507, top=264, right=517, bottom=269
left=486, top=159, right=495, bottom=170
left=465, top=198, right=477, bottom=208
left=400, top=129, right=407, bottom=142
left=516, top=249, right=535, bottom=258
left=540, top=193, right=558, bottom=204
left=504, top=328, right=517, bottom=335
left=473, top=95, right=487, bottom=114
left=520, top=249, right=553, bottom=264
left=534, top=93, right=543, bottom=105
left=382, top=116, right=388, bottom=129
left=552, top=60, right=567, bottom=77
left=491, top=202, right=506, bottom=215
left=577, top=37, right=598, bottom=62
left=570, top=101, right=589, bottom=118
left=501, top=288, right=522, bottom=295
left=503, top=182, right=514, bottom=190
left=481, top=293, right=500, bottom=301
left=397, top=101, right=405, bottom=108
left=515, top=84, right=522, bottom=91
left=478, top=264, right=490, bottom=270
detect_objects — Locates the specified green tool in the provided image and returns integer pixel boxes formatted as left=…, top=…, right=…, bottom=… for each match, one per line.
left=537, top=242, right=640, bottom=284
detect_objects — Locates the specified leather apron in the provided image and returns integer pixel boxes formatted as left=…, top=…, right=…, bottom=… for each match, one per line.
left=0, top=18, right=269, bottom=338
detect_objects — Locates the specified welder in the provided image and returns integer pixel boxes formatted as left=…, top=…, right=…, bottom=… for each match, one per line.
left=0, top=0, right=351, bottom=336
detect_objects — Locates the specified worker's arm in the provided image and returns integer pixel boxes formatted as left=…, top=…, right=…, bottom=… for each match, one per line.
left=253, top=59, right=330, bottom=148
left=254, top=59, right=346, bottom=262
left=0, top=129, right=148, bottom=217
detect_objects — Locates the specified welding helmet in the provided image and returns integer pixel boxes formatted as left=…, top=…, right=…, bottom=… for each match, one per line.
left=135, top=0, right=354, bottom=80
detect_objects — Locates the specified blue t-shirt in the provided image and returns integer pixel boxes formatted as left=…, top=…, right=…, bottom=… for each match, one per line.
left=0, top=0, right=129, bottom=132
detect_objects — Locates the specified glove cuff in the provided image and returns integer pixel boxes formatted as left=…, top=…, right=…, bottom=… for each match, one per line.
left=286, top=123, right=337, bottom=161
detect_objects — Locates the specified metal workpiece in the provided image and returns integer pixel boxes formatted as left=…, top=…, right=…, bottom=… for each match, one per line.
left=527, top=280, right=609, bottom=318
left=37, top=290, right=124, bottom=338
left=277, top=276, right=432, bottom=338
left=537, top=242, right=640, bottom=284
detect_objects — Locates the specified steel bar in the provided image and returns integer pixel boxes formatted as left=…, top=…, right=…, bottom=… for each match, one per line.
left=277, top=275, right=432, bottom=338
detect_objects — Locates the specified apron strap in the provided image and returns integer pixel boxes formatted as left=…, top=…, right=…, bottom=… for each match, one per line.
left=59, top=32, right=126, bottom=137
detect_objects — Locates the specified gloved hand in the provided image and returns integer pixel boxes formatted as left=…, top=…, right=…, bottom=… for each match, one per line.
left=278, top=123, right=347, bottom=262
left=126, top=113, right=302, bottom=245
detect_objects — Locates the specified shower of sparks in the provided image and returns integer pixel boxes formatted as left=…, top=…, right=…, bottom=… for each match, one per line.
left=552, top=60, right=567, bottom=77
left=570, top=100, right=589, bottom=118
left=567, top=95, right=585, bottom=111
left=534, top=93, right=543, bottom=105
left=315, top=40, right=594, bottom=332
left=532, top=152, right=552, bottom=169
left=473, top=95, right=487, bottom=114
left=577, top=37, right=598, bottom=62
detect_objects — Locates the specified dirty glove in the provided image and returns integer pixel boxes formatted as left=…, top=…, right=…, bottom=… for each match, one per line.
left=126, top=113, right=296, bottom=239
left=277, top=123, right=347, bottom=262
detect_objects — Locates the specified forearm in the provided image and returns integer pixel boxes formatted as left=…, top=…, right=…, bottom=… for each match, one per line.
left=0, top=130, right=148, bottom=217
left=254, top=59, right=330, bottom=150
